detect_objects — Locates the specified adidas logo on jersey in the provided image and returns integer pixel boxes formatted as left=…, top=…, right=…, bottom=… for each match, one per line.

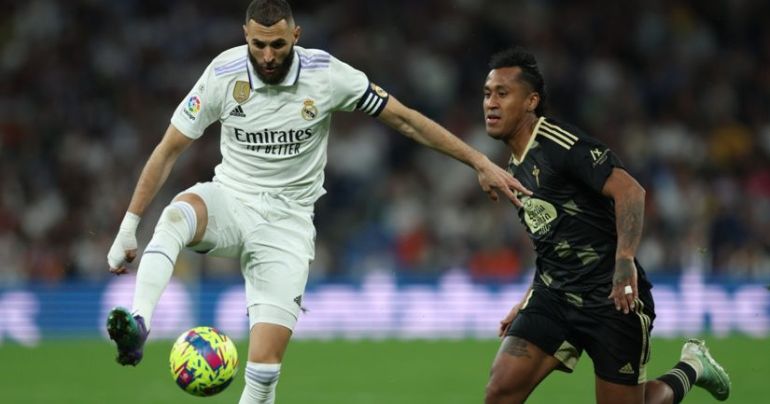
left=618, top=363, right=635, bottom=374
left=229, top=105, right=246, bottom=117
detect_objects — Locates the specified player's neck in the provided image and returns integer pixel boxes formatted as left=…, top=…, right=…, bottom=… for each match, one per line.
left=508, top=114, right=538, bottom=161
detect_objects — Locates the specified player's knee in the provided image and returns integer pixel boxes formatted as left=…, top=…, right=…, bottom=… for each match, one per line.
left=154, top=201, right=197, bottom=245
left=485, top=379, right=509, bottom=403
left=485, top=371, right=527, bottom=403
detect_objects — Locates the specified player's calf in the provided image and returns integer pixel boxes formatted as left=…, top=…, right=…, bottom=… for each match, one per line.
left=131, top=201, right=198, bottom=327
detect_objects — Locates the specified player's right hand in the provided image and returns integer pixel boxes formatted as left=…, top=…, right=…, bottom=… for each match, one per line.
left=475, top=157, right=532, bottom=207
left=498, top=303, right=523, bottom=338
left=107, top=213, right=141, bottom=275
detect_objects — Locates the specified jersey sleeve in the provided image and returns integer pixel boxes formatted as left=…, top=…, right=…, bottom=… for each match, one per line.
left=329, top=56, right=389, bottom=117
left=563, top=137, right=625, bottom=193
left=170, top=63, right=224, bottom=139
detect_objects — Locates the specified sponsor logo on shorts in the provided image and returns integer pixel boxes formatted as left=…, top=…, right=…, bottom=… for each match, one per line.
left=619, top=362, right=635, bottom=374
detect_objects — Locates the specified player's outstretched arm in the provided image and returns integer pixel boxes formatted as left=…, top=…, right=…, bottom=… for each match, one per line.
left=107, top=124, right=194, bottom=274
left=601, top=167, right=645, bottom=314
left=377, top=96, right=531, bottom=206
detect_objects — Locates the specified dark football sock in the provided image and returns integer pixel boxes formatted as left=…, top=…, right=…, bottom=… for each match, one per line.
left=657, top=362, right=697, bottom=403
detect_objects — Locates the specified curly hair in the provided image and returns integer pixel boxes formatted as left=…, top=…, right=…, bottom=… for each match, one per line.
left=489, top=47, right=547, bottom=116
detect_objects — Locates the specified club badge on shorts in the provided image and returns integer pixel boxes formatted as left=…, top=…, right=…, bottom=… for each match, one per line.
left=232, top=81, right=251, bottom=104
left=301, top=99, right=318, bottom=120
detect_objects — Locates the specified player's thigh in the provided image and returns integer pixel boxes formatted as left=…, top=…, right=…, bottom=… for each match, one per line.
left=175, top=182, right=243, bottom=257
left=241, top=202, right=315, bottom=334
left=595, top=375, right=645, bottom=404
left=488, top=336, right=562, bottom=395
left=579, top=291, right=655, bottom=387
left=505, top=288, right=584, bottom=375
left=489, top=289, right=582, bottom=400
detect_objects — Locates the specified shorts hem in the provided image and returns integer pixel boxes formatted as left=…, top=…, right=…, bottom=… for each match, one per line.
left=248, top=303, right=298, bottom=331
left=595, top=371, right=644, bottom=386
left=506, top=331, right=576, bottom=373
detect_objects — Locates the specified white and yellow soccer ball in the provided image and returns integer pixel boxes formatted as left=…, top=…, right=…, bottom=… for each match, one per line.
left=169, top=326, right=239, bottom=396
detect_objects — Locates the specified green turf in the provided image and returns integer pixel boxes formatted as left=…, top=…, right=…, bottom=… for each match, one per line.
left=1, top=337, right=764, bottom=403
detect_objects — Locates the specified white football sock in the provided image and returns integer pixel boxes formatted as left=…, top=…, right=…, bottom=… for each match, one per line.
left=131, top=201, right=196, bottom=329
left=239, top=362, right=281, bottom=404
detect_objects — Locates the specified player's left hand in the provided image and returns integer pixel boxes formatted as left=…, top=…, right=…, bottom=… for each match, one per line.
left=107, top=212, right=140, bottom=275
left=608, top=257, right=638, bottom=314
left=476, top=157, right=532, bottom=207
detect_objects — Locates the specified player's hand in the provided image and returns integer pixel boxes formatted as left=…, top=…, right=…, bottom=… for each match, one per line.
left=608, top=257, right=638, bottom=314
left=498, top=303, right=522, bottom=338
left=107, top=213, right=140, bottom=275
left=476, top=157, right=532, bottom=207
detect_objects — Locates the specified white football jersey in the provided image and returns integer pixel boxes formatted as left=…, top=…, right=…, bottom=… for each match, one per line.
left=170, top=45, right=389, bottom=205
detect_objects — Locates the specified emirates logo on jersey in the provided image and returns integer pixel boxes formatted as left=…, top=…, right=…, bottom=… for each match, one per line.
left=301, top=99, right=318, bottom=121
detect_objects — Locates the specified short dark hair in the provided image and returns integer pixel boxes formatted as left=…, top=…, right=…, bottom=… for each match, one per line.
left=245, top=0, right=293, bottom=26
left=489, top=47, right=547, bottom=116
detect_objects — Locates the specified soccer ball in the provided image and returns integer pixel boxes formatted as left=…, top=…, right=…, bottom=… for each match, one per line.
left=169, top=326, right=239, bottom=396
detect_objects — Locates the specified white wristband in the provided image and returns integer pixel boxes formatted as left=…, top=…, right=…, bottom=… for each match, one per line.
left=120, top=212, right=141, bottom=232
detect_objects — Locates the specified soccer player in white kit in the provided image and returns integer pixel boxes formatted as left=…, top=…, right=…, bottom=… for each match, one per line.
left=105, top=1, right=530, bottom=402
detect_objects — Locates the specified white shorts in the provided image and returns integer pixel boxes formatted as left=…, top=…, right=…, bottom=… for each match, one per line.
left=180, top=182, right=315, bottom=331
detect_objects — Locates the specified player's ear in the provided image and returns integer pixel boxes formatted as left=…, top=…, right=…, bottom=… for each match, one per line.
left=243, top=24, right=248, bottom=41
left=293, top=25, right=301, bottom=44
left=527, top=92, right=540, bottom=113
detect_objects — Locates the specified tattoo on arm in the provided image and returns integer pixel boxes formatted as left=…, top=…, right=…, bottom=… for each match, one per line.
left=615, top=193, right=644, bottom=262
left=502, top=337, right=531, bottom=358
left=612, top=258, right=636, bottom=286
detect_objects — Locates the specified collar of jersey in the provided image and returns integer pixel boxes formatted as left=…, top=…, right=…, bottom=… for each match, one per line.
left=510, top=116, right=546, bottom=166
left=247, top=49, right=301, bottom=90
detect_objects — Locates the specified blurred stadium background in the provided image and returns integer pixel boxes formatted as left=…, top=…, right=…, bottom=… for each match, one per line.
left=1, top=0, right=768, bottom=402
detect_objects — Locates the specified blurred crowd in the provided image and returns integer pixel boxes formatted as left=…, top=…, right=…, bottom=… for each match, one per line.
left=1, top=0, right=769, bottom=285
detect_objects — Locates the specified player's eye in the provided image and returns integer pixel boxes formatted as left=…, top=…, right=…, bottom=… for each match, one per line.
left=253, top=41, right=266, bottom=49
left=270, top=40, right=287, bottom=49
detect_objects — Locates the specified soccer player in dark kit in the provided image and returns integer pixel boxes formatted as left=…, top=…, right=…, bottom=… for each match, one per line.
left=482, top=47, right=731, bottom=404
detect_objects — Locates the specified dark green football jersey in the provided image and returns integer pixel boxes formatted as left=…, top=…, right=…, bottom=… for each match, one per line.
left=508, top=117, right=650, bottom=306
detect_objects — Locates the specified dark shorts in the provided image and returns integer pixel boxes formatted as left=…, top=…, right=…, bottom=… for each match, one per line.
left=506, top=286, right=656, bottom=385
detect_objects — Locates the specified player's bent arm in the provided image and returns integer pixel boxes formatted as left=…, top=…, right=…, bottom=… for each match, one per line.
left=126, top=124, right=195, bottom=217
left=601, top=167, right=645, bottom=261
left=602, top=167, right=645, bottom=311
left=376, top=96, right=531, bottom=205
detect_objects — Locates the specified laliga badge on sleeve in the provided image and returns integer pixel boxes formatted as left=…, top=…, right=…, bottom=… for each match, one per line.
left=233, top=81, right=251, bottom=104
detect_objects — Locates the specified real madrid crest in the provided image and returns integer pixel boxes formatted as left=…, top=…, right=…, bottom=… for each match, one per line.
left=301, top=99, right=318, bottom=121
left=232, top=81, right=251, bottom=104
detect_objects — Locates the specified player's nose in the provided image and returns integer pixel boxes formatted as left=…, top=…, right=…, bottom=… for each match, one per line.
left=484, top=96, right=497, bottom=109
left=262, top=49, right=275, bottom=63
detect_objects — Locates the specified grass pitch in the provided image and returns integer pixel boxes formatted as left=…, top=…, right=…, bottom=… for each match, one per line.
left=1, top=337, right=764, bottom=403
